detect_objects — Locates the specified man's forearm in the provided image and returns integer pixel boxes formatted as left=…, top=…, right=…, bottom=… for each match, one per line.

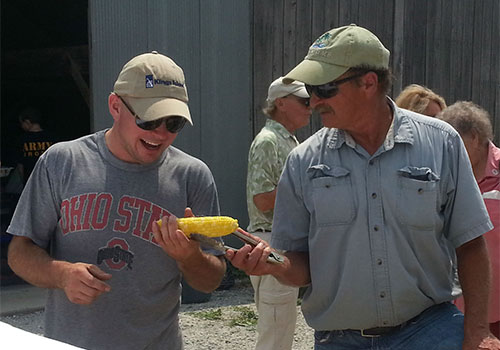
left=8, top=236, right=67, bottom=289
left=178, top=253, right=226, bottom=293
left=457, top=236, right=491, bottom=335
left=253, top=189, right=277, bottom=213
left=273, top=251, right=311, bottom=287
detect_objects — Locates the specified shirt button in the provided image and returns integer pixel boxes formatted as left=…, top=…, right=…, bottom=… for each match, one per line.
left=369, top=160, right=374, bottom=165
left=371, top=193, right=377, bottom=199
left=374, top=226, right=379, bottom=232
left=377, top=259, right=383, bottom=265
left=383, top=321, right=389, bottom=325
left=493, top=169, right=499, bottom=175
left=417, top=188, right=424, bottom=194
left=380, top=291, right=386, bottom=298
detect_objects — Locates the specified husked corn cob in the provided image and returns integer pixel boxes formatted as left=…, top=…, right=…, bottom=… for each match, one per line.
left=157, top=216, right=239, bottom=237
left=178, top=216, right=238, bottom=236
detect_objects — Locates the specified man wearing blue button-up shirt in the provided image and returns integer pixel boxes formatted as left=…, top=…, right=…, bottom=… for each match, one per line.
left=227, top=24, right=500, bottom=350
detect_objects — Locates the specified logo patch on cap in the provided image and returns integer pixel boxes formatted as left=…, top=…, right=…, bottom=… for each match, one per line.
left=312, top=32, right=332, bottom=48
left=145, top=75, right=154, bottom=88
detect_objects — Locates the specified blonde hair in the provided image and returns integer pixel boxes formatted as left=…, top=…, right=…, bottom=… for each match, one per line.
left=395, top=84, right=446, bottom=115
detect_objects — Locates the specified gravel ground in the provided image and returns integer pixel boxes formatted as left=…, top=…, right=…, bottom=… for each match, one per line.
left=1, top=276, right=314, bottom=350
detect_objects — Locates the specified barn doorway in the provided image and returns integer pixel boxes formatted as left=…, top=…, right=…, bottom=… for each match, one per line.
left=1, top=0, right=90, bottom=284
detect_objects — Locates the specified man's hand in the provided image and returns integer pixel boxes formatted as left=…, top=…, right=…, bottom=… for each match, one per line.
left=225, top=229, right=277, bottom=276
left=152, top=208, right=226, bottom=293
left=60, top=263, right=111, bottom=305
left=152, top=208, right=202, bottom=263
left=226, top=229, right=311, bottom=287
left=463, top=332, right=500, bottom=350
left=8, top=236, right=112, bottom=305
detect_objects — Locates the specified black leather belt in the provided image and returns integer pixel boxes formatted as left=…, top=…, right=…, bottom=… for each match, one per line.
left=346, top=303, right=445, bottom=338
left=351, top=317, right=413, bottom=337
left=356, top=326, right=403, bottom=337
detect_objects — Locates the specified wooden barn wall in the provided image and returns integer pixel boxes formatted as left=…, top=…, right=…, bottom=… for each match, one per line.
left=87, top=0, right=498, bottom=227
left=89, top=0, right=252, bottom=225
left=252, top=0, right=500, bottom=144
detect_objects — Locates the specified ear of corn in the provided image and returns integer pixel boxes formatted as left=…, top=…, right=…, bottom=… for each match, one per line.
left=156, top=216, right=238, bottom=237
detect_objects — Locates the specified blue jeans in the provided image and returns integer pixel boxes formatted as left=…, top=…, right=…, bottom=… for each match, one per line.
left=314, top=303, right=464, bottom=350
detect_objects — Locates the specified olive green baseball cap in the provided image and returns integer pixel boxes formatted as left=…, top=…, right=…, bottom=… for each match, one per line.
left=113, top=51, right=192, bottom=124
left=283, top=24, right=390, bottom=86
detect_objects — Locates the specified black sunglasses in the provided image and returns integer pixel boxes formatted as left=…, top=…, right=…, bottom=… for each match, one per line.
left=305, top=73, right=365, bottom=99
left=285, top=95, right=310, bottom=107
left=118, top=95, right=187, bottom=133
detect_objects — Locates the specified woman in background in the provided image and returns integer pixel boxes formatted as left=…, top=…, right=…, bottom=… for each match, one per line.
left=396, top=84, right=446, bottom=117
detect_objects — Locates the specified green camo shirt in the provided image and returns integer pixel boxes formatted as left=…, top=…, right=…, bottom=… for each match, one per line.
left=246, top=118, right=299, bottom=232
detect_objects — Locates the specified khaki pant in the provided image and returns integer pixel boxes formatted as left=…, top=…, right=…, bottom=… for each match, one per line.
left=250, top=274, right=299, bottom=350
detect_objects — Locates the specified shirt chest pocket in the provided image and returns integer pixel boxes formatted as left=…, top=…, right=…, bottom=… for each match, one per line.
left=396, top=166, right=440, bottom=230
left=309, top=165, right=355, bottom=226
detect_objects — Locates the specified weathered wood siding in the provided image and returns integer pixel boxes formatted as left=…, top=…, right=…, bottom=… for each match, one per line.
left=89, top=0, right=252, bottom=226
left=252, top=0, right=500, bottom=144
left=87, top=0, right=498, bottom=227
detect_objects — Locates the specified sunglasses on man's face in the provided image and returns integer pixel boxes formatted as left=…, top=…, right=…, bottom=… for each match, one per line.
left=118, top=95, right=187, bottom=133
left=135, top=115, right=187, bottom=133
left=305, top=73, right=365, bottom=99
left=285, top=95, right=310, bottom=107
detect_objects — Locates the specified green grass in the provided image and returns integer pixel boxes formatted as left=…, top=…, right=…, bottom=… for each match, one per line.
left=188, top=306, right=258, bottom=328
left=190, top=308, right=223, bottom=321
left=228, top=306, right=258, bottom=327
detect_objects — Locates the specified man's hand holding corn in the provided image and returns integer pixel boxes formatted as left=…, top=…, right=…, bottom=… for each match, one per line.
left=152, top=207, right=202, bottom=263
left=152, top=207, right=226, bottom=293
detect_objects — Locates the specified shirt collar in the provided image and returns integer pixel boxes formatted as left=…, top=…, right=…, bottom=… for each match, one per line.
left=266, top=118, right=298, bottom=142
left=482, top=141, right=500, bottom=179
left=327, top=97, right=414, bottom=150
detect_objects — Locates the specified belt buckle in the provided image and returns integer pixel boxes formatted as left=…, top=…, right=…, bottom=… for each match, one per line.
left=360, top=329, right=381, bottom=338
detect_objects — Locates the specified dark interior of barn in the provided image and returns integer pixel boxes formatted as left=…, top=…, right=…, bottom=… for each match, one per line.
left=1, top=0, right=89, bottom=284
left=1, top=0, right=90, bottom=163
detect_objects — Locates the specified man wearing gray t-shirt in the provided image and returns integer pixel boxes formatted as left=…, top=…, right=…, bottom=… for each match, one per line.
left=7, top=51, right=226, bottom=350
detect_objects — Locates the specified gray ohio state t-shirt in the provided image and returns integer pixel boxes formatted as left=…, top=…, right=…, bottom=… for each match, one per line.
left=8, top=130, right=221, bottom=350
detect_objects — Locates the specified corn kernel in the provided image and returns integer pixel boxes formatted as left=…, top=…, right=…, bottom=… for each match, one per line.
left=156, top=216, right=238, bottom=237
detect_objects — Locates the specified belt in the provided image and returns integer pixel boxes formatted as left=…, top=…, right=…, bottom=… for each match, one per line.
left=254, top=229, right=271, bottom=233
left=356, top=325, right=403, bottom=337
left=350, top=316, right=414, bottom=338
left=345, top=303, right=446, bottom=338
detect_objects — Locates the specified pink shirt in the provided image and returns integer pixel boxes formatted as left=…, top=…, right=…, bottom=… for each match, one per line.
left=455, top=141, right=500, bottom=322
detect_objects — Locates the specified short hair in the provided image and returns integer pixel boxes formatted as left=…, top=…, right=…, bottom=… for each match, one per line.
left=437, top=101, right=493, bottom=144
left=349, top=66, right=394, bottom=95
left=18, top=107, right=43, bottom=124
left=395, top=84, right=446, bottom=114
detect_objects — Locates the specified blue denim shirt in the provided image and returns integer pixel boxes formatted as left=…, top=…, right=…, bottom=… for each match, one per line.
left=271, top=99, right=492, bottom=330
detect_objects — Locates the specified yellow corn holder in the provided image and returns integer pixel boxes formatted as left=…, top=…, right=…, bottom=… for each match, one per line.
left=156, top=216, right=238, bottom=237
